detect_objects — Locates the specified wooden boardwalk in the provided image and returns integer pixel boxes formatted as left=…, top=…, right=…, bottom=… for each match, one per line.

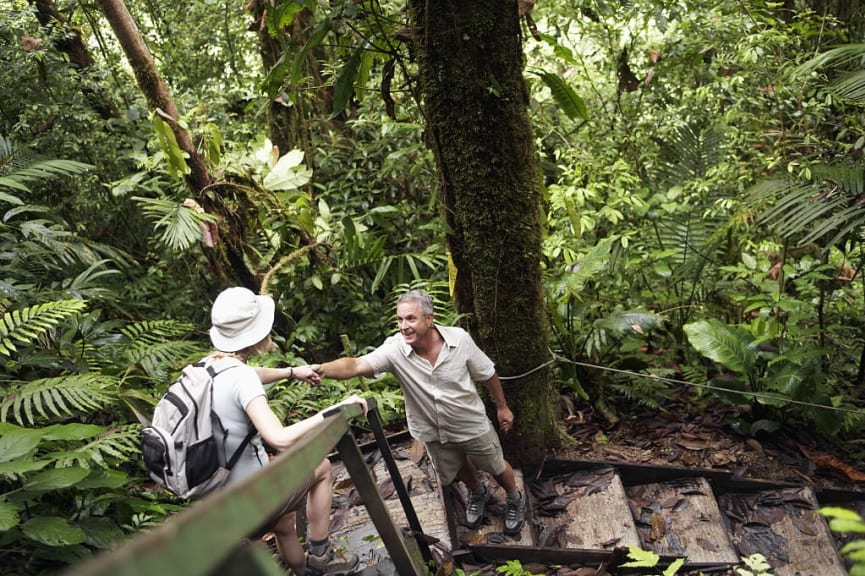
left=328, top=440, right=855, bottom=575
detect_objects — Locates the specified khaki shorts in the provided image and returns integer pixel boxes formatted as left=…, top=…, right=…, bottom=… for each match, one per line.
left=425, top=427, right=506, bottom=486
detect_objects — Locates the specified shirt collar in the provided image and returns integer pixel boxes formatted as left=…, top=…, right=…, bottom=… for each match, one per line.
left=398, top=325, right=455, bottom=356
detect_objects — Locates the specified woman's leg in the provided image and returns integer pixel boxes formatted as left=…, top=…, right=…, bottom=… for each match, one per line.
left=306, top=458, right=333, bottom=542
left=272, top=511, right=305, bottom=575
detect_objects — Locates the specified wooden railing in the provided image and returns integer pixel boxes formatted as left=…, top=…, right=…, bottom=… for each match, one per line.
left=64, top=399, right=430, bottom=576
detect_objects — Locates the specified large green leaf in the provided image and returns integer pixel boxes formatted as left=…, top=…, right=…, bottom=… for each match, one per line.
left=0, top=459, right=49, bottom=475
left=683, top=319, right=756, bottom=376
left=533, top=71, right=588, bottom=121
left=42, top=423, right=106, bottom=442
left=262, top=149, right=312, bottom=191
left=77, top=517, right=126, bottom=549
left=0, top=500, right=20, bottom=531
left=21, top=516, right=86, bottom=546
left=0, top=428, right=43, bottom=462
left=22, top=466, right=90, bottom=492
left=332, top=45, right=365, bottom=117
left=77, top=468, right=128, bottom=490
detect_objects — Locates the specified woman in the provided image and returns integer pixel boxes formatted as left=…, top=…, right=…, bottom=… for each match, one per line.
left=208, top=286, right=365, bottom=576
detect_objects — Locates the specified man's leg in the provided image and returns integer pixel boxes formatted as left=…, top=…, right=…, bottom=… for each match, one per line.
left=493, top=460, right=525, bottom=536
left=492, top=460, right=517, bottom=495
left=455, top=455, right=483, bottom=492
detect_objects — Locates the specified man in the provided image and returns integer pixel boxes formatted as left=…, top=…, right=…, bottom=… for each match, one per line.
left=312, top=290, right=525, bottom=535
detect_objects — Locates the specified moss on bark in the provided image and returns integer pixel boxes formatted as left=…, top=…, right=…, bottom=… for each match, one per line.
left=409, top=0, right=561, bottom=466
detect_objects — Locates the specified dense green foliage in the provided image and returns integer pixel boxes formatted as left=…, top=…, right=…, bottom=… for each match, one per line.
left=1, top=0, right=864, bottom=572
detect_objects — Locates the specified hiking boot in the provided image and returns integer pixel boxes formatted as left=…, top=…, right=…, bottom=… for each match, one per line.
left=504, top=491, right=526, bottom=536
left=464, top=487, right=490, bottom=529
left=306, top=545, right=359, bottom=576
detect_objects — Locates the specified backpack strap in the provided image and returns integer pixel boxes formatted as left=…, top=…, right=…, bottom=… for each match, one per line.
left=226, top=427, right=257, bottom=470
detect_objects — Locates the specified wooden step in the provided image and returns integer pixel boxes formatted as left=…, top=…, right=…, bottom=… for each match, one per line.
left=718, top=486, right=847, bottom=576
left=329, top=449, right=451, bottom=573
left=535, top=466, right=641, bottom=551
left=626, top=477, right=740, bottom=566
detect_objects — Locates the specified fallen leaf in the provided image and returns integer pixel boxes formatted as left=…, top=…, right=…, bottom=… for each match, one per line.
left=799, top=444, right=865, bottom=481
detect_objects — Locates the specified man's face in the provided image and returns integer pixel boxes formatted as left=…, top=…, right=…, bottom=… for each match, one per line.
left=396, top=301, right=433, bottom=345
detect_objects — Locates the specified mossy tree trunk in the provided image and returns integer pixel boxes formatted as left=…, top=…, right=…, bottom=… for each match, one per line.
left=409, top=0, right=560, bottom=466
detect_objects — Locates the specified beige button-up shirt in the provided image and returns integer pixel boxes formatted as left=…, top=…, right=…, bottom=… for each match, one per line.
left=362, top=325, right=496, bottom=443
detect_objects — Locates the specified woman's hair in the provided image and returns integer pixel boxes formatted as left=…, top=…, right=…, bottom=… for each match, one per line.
left=214, top=334, right=275, bottom=361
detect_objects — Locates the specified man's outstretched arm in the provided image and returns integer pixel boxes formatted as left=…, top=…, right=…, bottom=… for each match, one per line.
left=312, top=357, right=375, bottom=380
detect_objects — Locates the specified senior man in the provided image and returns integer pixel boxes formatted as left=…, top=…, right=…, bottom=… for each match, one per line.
left=312, top=290, right=525, bottom=535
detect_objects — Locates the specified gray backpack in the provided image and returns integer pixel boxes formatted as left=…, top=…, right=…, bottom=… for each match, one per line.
left=141, top=359, right=254, bottom=499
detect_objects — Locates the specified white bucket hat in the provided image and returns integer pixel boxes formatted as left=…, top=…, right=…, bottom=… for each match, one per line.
left=209, top=287, right=275, bottom=352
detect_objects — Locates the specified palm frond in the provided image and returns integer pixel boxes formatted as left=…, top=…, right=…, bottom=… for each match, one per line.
left=0, top=159, right=94, bottom=194
left=831, top=69, right=865, bottom=101
left=792, top=43, right=865, bottom=104
left=792, top=43, right=865, bottom=76
left=749, top=164, right=865, bottom=249
left=0, top=300, right=88, bottom=357
left=1, top=374, right=119, bottom=425
left=653, top=123, right=726, bottom=184
left=132, top=196, right=218, bottom=251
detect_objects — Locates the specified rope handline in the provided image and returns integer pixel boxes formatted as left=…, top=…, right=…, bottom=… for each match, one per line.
left=498, top=350, right=863, bottom=416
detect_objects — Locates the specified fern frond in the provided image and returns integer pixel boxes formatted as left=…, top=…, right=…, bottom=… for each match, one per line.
left=1, top=374, right=119, bottom=425
left=121, top=320, right=196, bottom=344
left=47, top=424, right=142, bottom=468
left=124, top=340, right=205, bottom=381
left=0, top=300, right=88, bottom=357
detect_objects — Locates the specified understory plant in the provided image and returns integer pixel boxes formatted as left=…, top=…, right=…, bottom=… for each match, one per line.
left=822, top=506, right=865, bottom=575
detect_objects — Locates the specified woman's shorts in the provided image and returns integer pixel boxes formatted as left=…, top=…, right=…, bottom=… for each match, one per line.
left=425, top=427, right=506, bottom=486
left=250, top=472, right=315, bottom=538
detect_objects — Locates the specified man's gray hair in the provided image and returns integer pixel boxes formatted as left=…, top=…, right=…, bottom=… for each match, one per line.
left=397, top=290, right=434, bottom=317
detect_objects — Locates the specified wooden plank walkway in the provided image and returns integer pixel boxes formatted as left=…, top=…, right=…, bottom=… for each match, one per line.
left=325, top=438, right=854, bottom=575
left=627, top=477, right=739, bottom=565
left=719, top=487, right=847, bottom=576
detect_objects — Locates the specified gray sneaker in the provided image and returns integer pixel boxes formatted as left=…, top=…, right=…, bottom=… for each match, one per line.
left=306, top=545, right=359, bottom=576
left=464, top=488, right=490, bottom=529
left=504, top=491, right=526, bottom=536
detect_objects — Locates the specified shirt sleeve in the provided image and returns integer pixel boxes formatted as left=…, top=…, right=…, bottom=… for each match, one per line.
left=462, top=331, right=496, bottom=381
left=233, top=364, right=267, bottom=409
left=362, top=334, right=400, bottom=377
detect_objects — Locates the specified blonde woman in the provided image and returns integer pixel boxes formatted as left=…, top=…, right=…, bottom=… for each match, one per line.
left=208, top=287, right=365, bottom=576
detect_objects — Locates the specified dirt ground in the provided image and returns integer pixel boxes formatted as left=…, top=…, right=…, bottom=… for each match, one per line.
left=549, top=392, right=865, bottom=494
